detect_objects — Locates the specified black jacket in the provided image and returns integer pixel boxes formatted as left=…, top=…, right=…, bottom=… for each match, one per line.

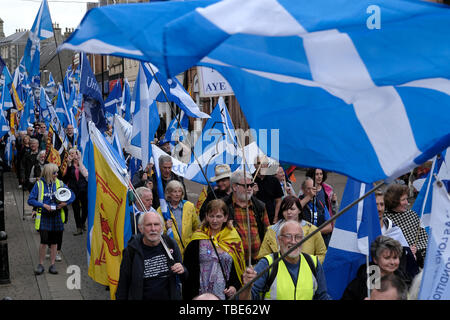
left=63, top=165, right=88, bottom=195
left=115, top=234, right=188, bottom=300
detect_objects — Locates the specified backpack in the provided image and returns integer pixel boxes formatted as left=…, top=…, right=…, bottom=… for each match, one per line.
left=261, top=252, right=317, bottom=299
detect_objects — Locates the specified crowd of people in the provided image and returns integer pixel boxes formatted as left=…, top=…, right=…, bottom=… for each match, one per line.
left=4, top=120, right=428, bottom=300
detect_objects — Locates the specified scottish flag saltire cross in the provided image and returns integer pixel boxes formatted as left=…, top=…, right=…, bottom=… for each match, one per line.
left=0, top=112, right=10, bottom=139
left=105, top=80, right=122, bottom=114
left=323, top=178, right=381, bottom=300
left=130, top=63, right=160, bottom=167
left=60, top=0, right=450, bottom=184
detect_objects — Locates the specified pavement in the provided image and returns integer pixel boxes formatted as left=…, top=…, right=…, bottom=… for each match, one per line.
left=0, top=168, right=347, bottom=300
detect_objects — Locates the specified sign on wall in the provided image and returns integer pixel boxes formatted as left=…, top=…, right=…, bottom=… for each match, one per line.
left=197, top=66, right=234, bottom=97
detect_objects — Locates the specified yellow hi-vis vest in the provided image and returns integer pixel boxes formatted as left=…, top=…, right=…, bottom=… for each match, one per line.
left=35, top=179, right=66, bottom=230
left=263, top=253, right=318, bottom=300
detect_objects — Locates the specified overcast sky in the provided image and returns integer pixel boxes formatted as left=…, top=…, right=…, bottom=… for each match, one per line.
left=1, top=0, right=98, bottom=37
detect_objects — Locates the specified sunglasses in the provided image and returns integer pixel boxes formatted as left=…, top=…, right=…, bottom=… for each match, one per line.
left=53, top=171, right=58, bottom=175
left=236, top=182, right=255, bottom=188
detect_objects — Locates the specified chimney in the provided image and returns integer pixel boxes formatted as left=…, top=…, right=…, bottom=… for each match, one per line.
left=0, top=17, right=5, bottom=38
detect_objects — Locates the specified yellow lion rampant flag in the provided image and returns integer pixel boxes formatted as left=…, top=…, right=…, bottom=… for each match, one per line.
left=88, top=123, right=129, bottom=300
left=195, top=186, right=208, bottom=215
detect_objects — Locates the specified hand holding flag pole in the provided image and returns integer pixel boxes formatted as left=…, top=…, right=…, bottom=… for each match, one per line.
left=232, top=180, right=385, bottom=300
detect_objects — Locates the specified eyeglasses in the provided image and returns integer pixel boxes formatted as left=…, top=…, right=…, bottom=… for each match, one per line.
left=53, top=171, right=58, bottom=175
left=236, top=182, right=255, bottom=188
left=280, top=234, right=303, bottom=242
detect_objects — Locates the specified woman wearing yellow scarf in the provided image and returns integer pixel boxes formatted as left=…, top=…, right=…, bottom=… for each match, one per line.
left=183, top=199, right=245, bottom=300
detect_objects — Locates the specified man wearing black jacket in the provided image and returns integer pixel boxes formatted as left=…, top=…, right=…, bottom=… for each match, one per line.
left=116, top=211, right=188, bottom=300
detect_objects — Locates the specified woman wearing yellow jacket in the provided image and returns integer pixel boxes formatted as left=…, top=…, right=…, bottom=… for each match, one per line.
left=158, top=180, right=199, bottom=255
left=257, top=195, right=327, bottom=263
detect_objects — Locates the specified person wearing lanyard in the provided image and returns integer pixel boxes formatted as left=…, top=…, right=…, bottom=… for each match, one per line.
left=299, top=177, right=332, bottom=247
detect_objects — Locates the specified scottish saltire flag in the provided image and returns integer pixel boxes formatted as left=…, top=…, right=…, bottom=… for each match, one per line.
left=130, top=63, right=160, bottom=167
left=113, top=114, right=140, bottom=159
left=105, top=80, right=122, bottom=114
left=120, top=78, right=131, bottom=119
left=63, top=65, right=73, bottom=99
left=1, top=81, right=13, bottom=110
left=80, top=53, right=107, bottom=132
left=111, top=129, right=125, bottom=162
left=323, top=178, right=381, bottom=300
left=412, top=149, right=448, bottom=228
left=18, top=92, right=34, bottom=131
left=46, top=72, right=56, bottom=88
left=23, top=0, right=53, bottom=79
left=418, top=176, right=450, bottom=300
left=39, top=87, right=51, bottom=124
left=55, top=84, right=71, bottom=127
left=151, top=144, right=173, bottom=238
left=0, top=112, right=10, bottom=139
left=159, top=111, right=189, bottom=147
left=61, top=0, right=450, bottom=184
left=87, top=121, right=131, bottom=300
left=186, top=96, right=242, bottom=184
left=142, top=62, right=209, bottom=119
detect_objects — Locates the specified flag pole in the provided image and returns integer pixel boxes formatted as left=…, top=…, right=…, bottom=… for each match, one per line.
left=146, top=64, right=217, bottom=199
left=231, top=180, right=385, bottom=300
left=52, top=24, right=66, bottom=95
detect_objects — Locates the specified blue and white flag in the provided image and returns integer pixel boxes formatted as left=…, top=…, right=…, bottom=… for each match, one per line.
left=159, top=111, right=189, bottom=147
left=142, top=62, right=209, bottom=119
left=120, top=78, right=131, bottom=119
left=186, top=96, right=242, bottom=184
left=18, top=92, right=34, bottom=131
left=55, top=84, right=71, bottom=127
left=418, top=175, right=450, bottom=300
left=80, top=53, right=107, bottom=132
left=23, top=0, right=53, bottom=78
left=130, top=63, right=160, bottom=167
left=105, top=80, right=122, bottom=114
left=0, top=112, right=10, bottom=139
left=412, top=149, right=448, bottom=228
left=323, top=178, right=381, bottom=300
left=1, top=81, right=13, bottom=110
left=61, top=0, right=450, bottom=184
left=4, top=134, right=13, bottom=167
left=78, top=111, right=89, bottom=168
left=46, top=72, right=56, bottom=89
left=63, top=65, right=73, bottom=99
left=39, top=87, right=51, bottom=124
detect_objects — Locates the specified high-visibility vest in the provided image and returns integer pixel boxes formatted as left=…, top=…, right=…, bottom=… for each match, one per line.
left=263, top=253, right=318, bottom=300
left=35, top=179, right=66, bottom=230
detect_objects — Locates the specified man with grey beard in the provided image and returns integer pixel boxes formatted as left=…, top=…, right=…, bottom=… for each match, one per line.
left=240, top=220, right=330, bottom=300
left=221, top=170, right=270, bottom=265
left=116, top=211, right=187, bottom=300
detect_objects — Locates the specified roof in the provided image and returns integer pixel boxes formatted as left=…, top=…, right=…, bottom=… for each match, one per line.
left=0, top=31, right=28, bottom=45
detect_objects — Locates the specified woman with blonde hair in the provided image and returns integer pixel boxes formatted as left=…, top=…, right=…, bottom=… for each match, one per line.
left=183, top=199, right=245, bottom=300
left=28, top=163, right=74, bottom=275
left=157, top=180, right=199, bottom=255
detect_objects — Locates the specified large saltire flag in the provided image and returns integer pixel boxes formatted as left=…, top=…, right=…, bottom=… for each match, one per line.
left=87, top=121, right=131, bottom=300
left=60, top=0, right=450, bottom=184
left=323, top=178, right=381, bottom=300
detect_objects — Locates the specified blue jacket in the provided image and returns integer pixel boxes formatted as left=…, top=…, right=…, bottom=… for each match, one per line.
left=28, top=177, right=75, bottom=214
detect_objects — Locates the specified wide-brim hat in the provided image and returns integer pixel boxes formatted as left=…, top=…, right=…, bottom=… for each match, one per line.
left=210, top=164, right=232, bottom=182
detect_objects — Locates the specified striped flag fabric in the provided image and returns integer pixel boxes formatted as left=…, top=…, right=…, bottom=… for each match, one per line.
left=323, top=178, right=381, bottom=300
left=60, top=0, right=450, bottom=184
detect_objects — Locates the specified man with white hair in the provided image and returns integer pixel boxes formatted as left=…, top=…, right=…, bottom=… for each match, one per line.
left=116, top=211, right=187, bottom=300
left=131, top=187, right=156, bottom=235
left=241, top=220, right=330, bottom=300
left=221, top=170, right=270, bottom=265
